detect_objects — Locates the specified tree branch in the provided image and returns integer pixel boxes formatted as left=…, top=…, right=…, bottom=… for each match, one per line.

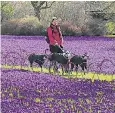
left=31, top=1, right=46, bottom=10
left=102, top=1, right=115, bottom=11
left=31, top=1, right=38, bottom=8
left=38, top=1, right=46, bottom=9
left=40, top=1, right=55, bottom=10
left=31, top=1, right=55, bottom=20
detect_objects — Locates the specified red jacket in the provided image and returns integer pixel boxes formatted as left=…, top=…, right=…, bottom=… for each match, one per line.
left=47, top=25, right=63, bottom=46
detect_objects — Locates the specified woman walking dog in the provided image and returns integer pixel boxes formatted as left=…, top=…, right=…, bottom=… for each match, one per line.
left=46, top=17, right=64, bottom=53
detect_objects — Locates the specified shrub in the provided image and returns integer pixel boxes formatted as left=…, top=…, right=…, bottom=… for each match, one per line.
left=60, top=21, right=82, bottom=36
left=105, top=21, right=115, bottom=35
left=1, top=16, right=46, bottom=35
left=88, top=23, right=104, bottom=36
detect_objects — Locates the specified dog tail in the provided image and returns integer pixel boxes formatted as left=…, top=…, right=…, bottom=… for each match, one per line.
left=44, top=49, right=50, bottom=59
left=44, top=49, right=51, bottom=54
left=45, top=49, right=48, bottom=54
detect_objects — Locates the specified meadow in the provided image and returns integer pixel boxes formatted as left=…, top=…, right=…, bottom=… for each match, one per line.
left=1, top=35, right=115, bottom=113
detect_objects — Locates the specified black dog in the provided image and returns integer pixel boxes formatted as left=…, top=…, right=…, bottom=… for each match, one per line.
left=70, top=54, right=88, bottom=74
left=48, top=53, right=70, bottom=74
left=28, top=53, right=47, bottom=71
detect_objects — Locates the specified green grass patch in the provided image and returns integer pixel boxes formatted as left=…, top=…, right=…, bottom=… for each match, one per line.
left=1, top=64, right=115, bottom=82
left=105, top=35, right=115, bottom=37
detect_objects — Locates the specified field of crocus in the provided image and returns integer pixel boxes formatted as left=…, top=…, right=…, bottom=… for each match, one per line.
left=1, top=35, right=115, bottom=113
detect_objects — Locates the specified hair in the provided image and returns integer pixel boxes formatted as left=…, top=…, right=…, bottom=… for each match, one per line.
left=51, top=17, right=57, bottom=22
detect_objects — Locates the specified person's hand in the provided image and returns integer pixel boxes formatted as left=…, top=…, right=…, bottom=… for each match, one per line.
left=60, top=45, right=63, bottom=48
left=55, top=43, right=58, bottom=45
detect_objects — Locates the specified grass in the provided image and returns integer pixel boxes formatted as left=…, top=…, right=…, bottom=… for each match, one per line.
left=1, top=64, right=115, bottom=82
left=105, top=35, right=115, bottom=37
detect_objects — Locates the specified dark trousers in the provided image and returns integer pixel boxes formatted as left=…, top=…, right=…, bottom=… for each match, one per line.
left=49, top=45, right=63, bottom=53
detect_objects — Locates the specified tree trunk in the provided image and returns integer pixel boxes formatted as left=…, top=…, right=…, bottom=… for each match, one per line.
left=31, top=1, right=55, bottom=21
left=35, top=9, right=41, bottom=21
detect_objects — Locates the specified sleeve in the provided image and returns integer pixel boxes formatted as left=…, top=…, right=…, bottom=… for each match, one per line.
left=58, top=26, right=62, bottom=37
left=47, top=27, right=57, bottom=45
left=60, top=37, right=63, bottom=46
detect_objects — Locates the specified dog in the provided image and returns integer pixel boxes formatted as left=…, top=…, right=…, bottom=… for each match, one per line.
left=70, top=53, right=88, bottom=75
left=48, top=52, right=70, bottom=74
left=45, top=48, right=72, bottom=74
left=28, top=53, right=47, bottom=71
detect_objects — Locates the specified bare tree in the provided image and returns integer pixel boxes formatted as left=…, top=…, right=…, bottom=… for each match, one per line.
left=84, top=1, right=115, bottom=35
left=31, top=1, right=55, bottom=21
left=86, top=1, right=115, bottom=21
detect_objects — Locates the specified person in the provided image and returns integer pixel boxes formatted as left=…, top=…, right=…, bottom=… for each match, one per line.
left=47, top=17, right=64, bottom=53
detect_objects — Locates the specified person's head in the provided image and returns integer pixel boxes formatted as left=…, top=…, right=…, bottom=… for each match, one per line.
left=51, top=17, right=58, bottom=26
